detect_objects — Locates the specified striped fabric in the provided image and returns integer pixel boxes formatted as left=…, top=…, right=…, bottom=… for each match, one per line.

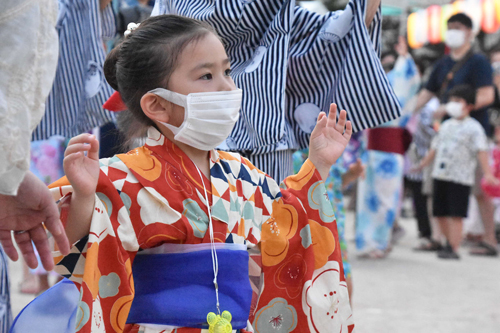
left=32, top=0, right=116, bottom=141
left=0, top=247, right=12, bottom=333
left=153, top=0, right=401, bottom=154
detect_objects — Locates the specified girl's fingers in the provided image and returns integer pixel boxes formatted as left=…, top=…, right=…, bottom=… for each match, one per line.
left=343, top=121, right=353, bottom=140
left=327, top=104, right=338, bottom=127
left=315, top=112, right=328, bottom=130
left=87, top=137, right=100, bottom=161
left=336, top=109, right=347, bottom=132
left=67, top=133, right=95, bottom=146
left=63, top=152, right=84, bottom=168
left=64, top=143, right=91, bottom=157
left=66, top=134, right=99, bottom=159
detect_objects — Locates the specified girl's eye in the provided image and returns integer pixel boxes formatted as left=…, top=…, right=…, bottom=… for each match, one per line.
left=200, top=73, right=213, bottom=80
left=225, top=68, right=232, bottom=76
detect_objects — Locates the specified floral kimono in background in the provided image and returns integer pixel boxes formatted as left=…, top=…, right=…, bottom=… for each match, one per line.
left=356, top=54, right=420, bottom=256
left=49, top=127, right=353, bottom=333
left=293, top=150, right=351, bottom=280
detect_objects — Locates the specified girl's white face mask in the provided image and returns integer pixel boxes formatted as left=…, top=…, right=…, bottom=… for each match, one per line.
left=445, top=29, right=466, bottom=49
left=446, top=101, right=464, bottom=118
left=149, top=88, right=242, bottom=151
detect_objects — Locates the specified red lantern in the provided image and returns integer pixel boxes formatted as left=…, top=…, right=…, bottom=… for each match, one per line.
left=483, top=0, right=500, bottom=33
left=428, top=5, right=442, bottom=44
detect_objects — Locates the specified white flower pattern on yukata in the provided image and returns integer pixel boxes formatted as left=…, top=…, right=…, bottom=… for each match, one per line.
left=302, top=261, right=354, bottom=332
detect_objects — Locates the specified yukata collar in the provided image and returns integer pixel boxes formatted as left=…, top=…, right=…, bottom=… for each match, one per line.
left=143, top=127, right=230, bottom=226
left=145, top=126, right=221, bottom=165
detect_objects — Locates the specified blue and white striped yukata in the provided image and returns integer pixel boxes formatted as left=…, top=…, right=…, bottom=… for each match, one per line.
left=153, top=0, right=401, bottom=181
left=0, top=246, right=11, bottom=333
left=32, top=0, right=116, bottom=141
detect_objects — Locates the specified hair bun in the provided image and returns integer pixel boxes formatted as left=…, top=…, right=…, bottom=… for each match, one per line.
left=103, top=44, right=121, bottom=91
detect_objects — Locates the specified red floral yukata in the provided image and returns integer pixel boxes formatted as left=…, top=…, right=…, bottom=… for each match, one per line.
left=50, top=127, right=354, bottom=333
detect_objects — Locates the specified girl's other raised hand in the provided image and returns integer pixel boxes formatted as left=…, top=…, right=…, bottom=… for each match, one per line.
left=63, top=134, right=100, bottom=198
left=308, top=104, right=352, bottom=180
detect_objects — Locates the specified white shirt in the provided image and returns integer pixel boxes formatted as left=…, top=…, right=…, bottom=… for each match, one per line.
left=431, top=117, right=488, bottom=186
left=0, top=0, right=59, bottom=195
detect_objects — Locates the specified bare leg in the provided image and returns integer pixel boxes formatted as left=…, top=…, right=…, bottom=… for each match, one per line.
left=19, top=258, right=38, bottom=294
left=475, top=193, right=498, bottom=247
left=38, top=274, right=50, bottom=293
left=436, top=217, right=449, bottom=242
left=448, top=217, right=463, bottom=252
left=428, top=197, right=443, bottom=243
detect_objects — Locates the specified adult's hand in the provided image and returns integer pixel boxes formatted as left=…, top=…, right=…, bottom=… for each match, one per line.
left=394, top=36, right=408, bottom=57
left=0, top=171, right=70, bottom=270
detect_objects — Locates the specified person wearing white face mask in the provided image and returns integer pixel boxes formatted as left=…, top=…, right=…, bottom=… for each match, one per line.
left=412, top=12, right=498, bottom=258
left=414, top=13, right=494, bottom=129
left=415, top=85, right=499, bottom=259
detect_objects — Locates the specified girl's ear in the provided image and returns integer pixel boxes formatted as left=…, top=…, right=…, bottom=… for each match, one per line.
left=141, top=93, right=172, bottom=123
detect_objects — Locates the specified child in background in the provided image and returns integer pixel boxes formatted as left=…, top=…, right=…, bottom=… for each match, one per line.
left=44, top=15, right=353, bottom=333
left=417, top=84, right=499, bottom=259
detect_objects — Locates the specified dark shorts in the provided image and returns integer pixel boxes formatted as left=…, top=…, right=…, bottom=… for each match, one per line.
left=432, top=179, right=471, bottom=218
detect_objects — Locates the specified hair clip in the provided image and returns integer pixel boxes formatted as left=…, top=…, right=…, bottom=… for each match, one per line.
left=124, top=22, right=140, bottom=37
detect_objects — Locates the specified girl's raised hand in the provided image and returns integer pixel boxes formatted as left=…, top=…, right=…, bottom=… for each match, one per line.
left=308, top=104, right=352, bottom=180
left=63, top=134, right=100, bottom=198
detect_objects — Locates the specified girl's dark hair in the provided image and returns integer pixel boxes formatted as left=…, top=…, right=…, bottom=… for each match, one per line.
left=103, top=15, right=218, bottom=147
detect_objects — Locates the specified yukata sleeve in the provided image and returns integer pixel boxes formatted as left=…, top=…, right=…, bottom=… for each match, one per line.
left=50, top=159, right=139, bottom=333
left=251, top=159, right=354, bottom=333
left=289, top=0, right=400, bottom=151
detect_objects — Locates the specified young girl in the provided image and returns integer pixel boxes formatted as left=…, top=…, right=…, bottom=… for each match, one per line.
left=49, top=15, right=353, bottom=333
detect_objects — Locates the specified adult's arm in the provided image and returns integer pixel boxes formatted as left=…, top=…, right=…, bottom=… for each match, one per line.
left=0, top=0, right=69, bottom=269
left=414, top=89, right=436, bottom=114
left=475, top=86, right=495, bottom=110
left=365, top=0, right=381, bottom=27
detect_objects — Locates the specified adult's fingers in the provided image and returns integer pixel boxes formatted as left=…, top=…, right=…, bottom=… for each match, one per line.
left=39, top=186, right=70, bottom=256
left=0, top=231, right=19, bottom=262
left=30, top=224, right=55, bottom=271
left=13, top=230, right=38, bottom=269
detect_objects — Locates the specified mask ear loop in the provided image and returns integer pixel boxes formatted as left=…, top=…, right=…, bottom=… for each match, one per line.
left=195, top=166, right=221, bottom=316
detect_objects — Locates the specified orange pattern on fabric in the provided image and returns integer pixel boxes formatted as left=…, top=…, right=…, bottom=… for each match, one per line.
left=118, top=147, right=161, bottom=182
left=261, top=199, right=298, bottom=266
left=284, top=159, right=316, bottom=191
left=84, top=242, right=102, bottom=300
left=308, top=219, right=336, bottom=269
left=217, top=151, right=240, bottom=161
left=110, top=295, right=134, bottom=332
left=110, top=258, right=134, bottom=332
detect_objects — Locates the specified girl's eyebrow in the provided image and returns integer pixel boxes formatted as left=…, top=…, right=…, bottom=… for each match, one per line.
left=191, top=58, right=231, bottom=72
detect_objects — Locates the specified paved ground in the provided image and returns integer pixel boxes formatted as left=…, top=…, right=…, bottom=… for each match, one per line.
left=7, top=213, right=500, bottom=332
